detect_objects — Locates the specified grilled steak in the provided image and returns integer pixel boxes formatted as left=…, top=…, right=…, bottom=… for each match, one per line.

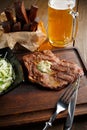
left=23, top=50, right=84, bottom=90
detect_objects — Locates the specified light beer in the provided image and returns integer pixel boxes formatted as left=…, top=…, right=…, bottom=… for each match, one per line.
left=48, top=0, right=76, bottom=47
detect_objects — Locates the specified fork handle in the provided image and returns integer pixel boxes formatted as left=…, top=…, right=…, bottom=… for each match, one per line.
left=43, top=112, right=57, bottom=130
left=49, top=111, right=57, bottom=124
left=43, top=122, right=51, bottom=130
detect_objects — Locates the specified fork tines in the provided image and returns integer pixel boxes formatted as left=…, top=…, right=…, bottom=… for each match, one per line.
left=60, top=77, right=80, bottom=104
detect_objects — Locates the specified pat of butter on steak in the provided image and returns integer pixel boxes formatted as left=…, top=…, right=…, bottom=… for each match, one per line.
left=23, top=50, right=84, bottom=90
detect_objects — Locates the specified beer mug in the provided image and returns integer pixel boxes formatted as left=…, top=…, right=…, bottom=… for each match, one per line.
left=48, top=0, right=78, bottom=47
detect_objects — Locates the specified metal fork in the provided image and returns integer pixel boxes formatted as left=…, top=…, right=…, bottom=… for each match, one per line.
left=43, top=78, right=79, bottom=130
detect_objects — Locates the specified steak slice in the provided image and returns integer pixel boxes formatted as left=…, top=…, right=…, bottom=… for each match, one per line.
left=23, top=50, right=84, bottom=90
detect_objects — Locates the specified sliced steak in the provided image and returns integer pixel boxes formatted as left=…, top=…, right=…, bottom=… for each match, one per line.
left=23, top=50, right=84, bottom=90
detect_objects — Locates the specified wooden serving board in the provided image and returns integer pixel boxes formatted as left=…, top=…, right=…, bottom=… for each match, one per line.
left=0, top=47, right=87, bottom=127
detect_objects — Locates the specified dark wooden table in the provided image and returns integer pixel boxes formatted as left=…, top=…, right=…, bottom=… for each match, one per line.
left=0, top=0, right=87, bottom=130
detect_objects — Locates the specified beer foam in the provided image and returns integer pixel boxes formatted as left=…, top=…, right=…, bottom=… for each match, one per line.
left=48, top=0, right=75, bottom=10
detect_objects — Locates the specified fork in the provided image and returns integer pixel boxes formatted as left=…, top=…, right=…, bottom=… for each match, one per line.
left=42, top=78, right=79, bottom=130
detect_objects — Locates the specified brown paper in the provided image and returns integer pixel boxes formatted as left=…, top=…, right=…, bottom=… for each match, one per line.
left=0, top=21, right=47, bottom=52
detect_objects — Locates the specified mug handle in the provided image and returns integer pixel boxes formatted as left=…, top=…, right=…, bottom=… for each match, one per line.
left=70, top=10, right=79, bottom=46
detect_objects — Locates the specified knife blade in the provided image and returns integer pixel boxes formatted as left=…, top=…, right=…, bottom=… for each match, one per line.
left=63, top=76, right=80, bottom=130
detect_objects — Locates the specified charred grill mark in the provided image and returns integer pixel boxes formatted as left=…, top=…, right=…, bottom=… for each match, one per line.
left=23, top=50, right=84, bottom=90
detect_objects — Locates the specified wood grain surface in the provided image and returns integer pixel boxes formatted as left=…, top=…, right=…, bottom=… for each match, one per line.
left=0, top=0, right=87, bottom=130
left=0, top=48, right=87, bottom=128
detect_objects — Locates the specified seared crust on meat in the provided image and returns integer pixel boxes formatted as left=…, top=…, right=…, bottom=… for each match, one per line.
left=23, top=50, right=84, bottom=90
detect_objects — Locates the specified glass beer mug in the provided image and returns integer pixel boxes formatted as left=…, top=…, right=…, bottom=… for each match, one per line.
left=48, top=0, right=78, bottom=47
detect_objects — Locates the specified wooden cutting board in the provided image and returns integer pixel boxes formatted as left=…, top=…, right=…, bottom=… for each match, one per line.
left=0, top=47, right=87, bottom=127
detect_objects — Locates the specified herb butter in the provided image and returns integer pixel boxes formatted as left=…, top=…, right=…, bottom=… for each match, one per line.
left=37, top=60, right=52, bottom=73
